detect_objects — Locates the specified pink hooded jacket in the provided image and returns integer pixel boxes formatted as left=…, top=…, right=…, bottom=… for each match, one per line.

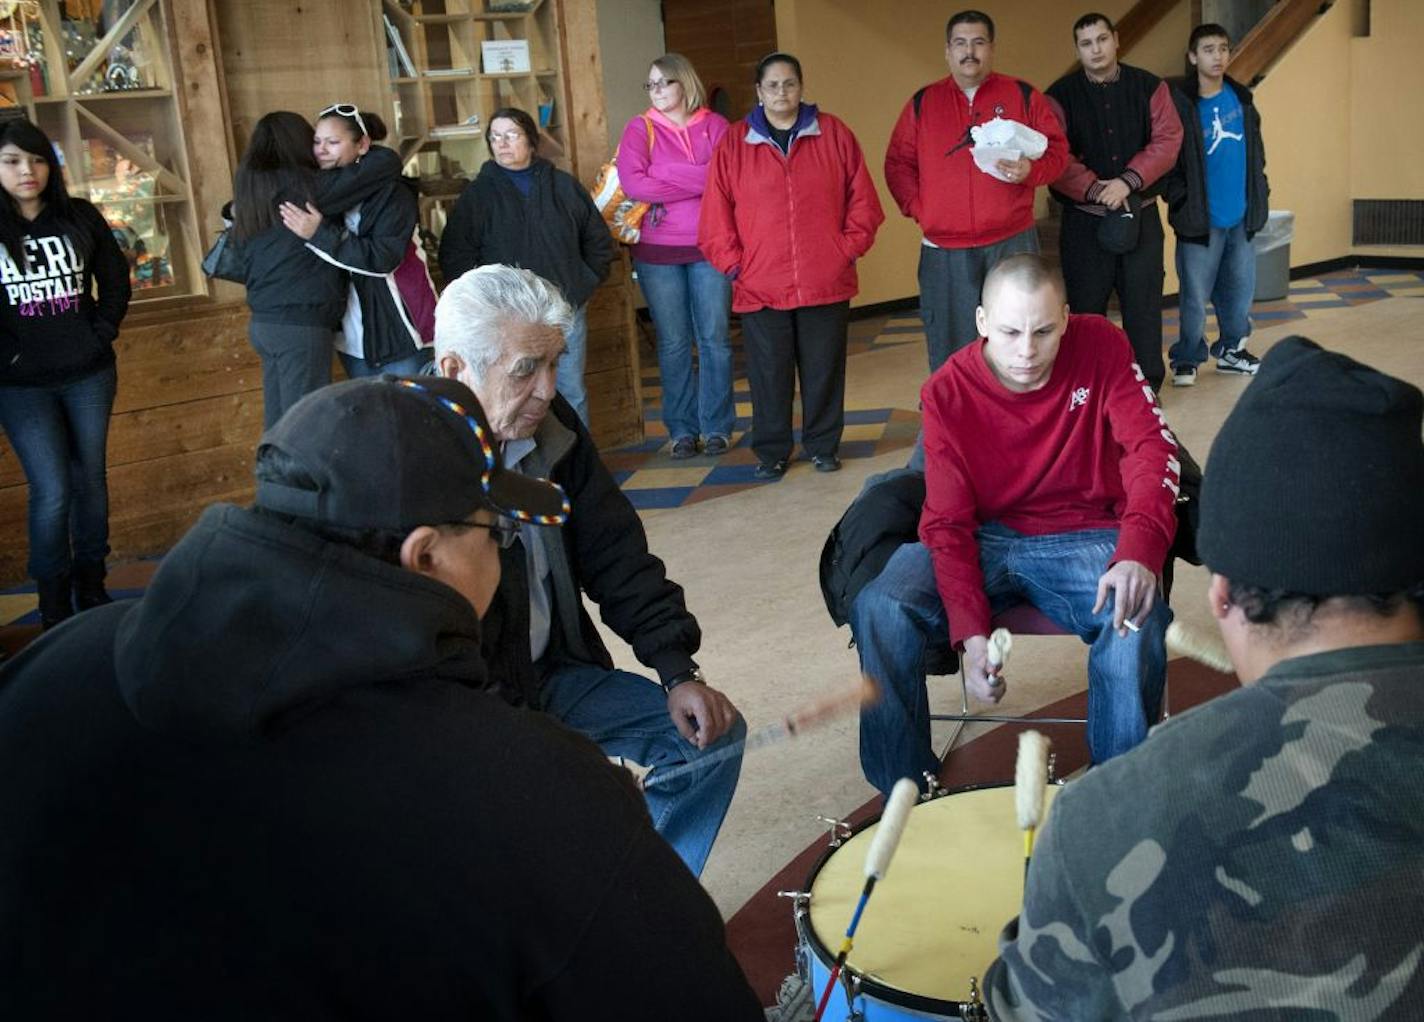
left=615, top=107, right=730, bottom=247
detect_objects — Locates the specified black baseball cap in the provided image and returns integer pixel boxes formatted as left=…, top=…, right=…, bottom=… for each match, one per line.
left=254, top=375, right=569, bottom=531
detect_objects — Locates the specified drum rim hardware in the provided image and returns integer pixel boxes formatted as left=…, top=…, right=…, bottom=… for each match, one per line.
left=816, top=815, right=853, bottom=848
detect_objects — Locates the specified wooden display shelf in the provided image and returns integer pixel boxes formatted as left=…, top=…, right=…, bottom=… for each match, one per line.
left=73, top=89, right=176, bottom=102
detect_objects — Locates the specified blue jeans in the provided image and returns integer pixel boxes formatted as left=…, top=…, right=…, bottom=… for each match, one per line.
left=556, top=304, right=590, bottom=427
left=539, top=661, right=745, bottom=876
left=0, top=363, right=117, bottom=581
left=634, top=259, right=734, bottom=441
left=851, top=529, right=1169, bottom=796
left=1170, top=221, right=1256, bottom=367
left=338, top=347, right=434, bottom=379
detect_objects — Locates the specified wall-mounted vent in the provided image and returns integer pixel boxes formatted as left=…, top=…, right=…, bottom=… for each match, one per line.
left=1353, top=200, right=1424, bottom=246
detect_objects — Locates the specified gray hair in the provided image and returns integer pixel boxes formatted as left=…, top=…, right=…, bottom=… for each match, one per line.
left=434, top=265, right=575, bottom=383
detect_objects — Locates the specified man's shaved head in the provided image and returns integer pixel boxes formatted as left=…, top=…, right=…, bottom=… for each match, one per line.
left=975, top=254, right=1070, bottom=394
left=981, top=253, right=1067, bottom=310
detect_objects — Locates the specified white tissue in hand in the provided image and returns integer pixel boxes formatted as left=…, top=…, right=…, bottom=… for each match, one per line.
left=970, top=117, right=1049, bottom=181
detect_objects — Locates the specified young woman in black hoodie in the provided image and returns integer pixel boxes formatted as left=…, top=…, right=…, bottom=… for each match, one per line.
left=278, top=105, right=437, bottom=378
left=227, top=111, right=402, bottom=427
left=0, top=119, right=131, bottom=627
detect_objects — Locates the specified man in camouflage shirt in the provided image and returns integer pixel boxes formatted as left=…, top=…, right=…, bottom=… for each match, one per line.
left=983, top=335, right=1424, bottom=1019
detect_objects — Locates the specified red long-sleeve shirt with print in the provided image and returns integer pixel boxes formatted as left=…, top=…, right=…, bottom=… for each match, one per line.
left=919, top=314, right=1180, bottom=646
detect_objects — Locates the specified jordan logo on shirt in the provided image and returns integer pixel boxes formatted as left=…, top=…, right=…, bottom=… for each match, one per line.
left=1206, top=106, right=1243, bottom=155
left=1069, top=387, right=1090, bottom=411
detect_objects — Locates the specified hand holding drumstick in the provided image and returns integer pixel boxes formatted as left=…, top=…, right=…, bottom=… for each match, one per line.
left=963, top=627, right=1014, bottom=704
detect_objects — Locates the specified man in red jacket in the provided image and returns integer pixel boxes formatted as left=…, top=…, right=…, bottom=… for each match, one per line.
left=851, top=254, right=1179, bottom=795
left=885, top=9, right=1069, bottom=372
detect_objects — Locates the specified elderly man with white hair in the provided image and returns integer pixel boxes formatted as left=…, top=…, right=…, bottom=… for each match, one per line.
left=433, top=264, right=745, bottom=876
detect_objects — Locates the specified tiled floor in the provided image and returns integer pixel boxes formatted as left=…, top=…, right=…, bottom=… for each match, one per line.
left=613, top=266, right=1424, bottom=510
left=2, top=267, right=1420, bottom=626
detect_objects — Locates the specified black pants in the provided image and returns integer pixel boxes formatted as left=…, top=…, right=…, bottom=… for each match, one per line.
left=740, top=300, right=849, bottom=465
left=1059, top=202, right=1166, bottom=391
left=249, top=321, right=334, bottom=429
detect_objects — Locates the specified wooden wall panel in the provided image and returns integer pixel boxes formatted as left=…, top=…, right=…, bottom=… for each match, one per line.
left=171, top=0, right=237, bottom=255
left=585, top=251, right=643, bottom=446
left=559, top=0, right=613, bottom=181
left=213, top=0, right=388, bottom=152
left=664, top=0, right=777, bottom=121
left=0, top=302, right=263, bottom=583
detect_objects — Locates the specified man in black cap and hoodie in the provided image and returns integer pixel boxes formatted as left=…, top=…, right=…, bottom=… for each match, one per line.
left=0, top=376, right=763, bottom=1019
left=981, top=337, right=1424, bottom=1019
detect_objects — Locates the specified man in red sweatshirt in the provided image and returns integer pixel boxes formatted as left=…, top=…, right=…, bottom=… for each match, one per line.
left=851, top=254, right=1179, bottom=795
left=885, top=9, right=1068, bottom=372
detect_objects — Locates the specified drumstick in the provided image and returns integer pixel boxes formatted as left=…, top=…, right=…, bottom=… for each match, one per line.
left=1166, top=621, right=1234, bottom=674
left=814, top=777, right=918, bottom=1022
left=621, top=676, right=879, bottom=791
left=1015, top=730, right=1051, bottom=881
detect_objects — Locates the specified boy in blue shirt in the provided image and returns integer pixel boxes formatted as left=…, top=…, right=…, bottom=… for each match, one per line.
left=1162, top=23, right=1270, bottom=386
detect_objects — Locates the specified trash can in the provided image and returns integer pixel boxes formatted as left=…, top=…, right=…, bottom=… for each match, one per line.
left=1252, top=210, right=1294, bottom=302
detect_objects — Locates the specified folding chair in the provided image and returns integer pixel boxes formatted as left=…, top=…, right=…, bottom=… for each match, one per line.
left=929, top=610, right=1176, bottom=765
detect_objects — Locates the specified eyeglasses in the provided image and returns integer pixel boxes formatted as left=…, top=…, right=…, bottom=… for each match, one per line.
left=759, top=80, right=800, bottom=93
left=643, top=78, right=679, bottom=92
left=318, top=102, right=368, bottom=140
left=469, top=518, right=520, bottom=549
left=489, top=130, right=526, bottom=144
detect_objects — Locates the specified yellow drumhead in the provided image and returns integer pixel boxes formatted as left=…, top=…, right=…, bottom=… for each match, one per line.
left=807, top=784, right=1058, bottom=1000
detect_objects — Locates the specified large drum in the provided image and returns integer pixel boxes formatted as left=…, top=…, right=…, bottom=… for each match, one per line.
left=794, top=783, right=1058, bottom=1020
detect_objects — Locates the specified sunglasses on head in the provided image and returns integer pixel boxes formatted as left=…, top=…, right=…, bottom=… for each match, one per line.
left=318, top=102, right=368, bottom=140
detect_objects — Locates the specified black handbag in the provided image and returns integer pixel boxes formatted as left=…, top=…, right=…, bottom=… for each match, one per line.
left=201, top=227, right=244, bottom=282
left=1097, top=193, right=1142, bottom=255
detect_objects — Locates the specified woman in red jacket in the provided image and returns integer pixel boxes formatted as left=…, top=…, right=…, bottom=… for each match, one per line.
left=700, top=52, right=883, bottom=478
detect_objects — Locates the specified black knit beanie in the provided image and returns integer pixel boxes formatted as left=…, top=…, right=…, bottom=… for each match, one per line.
left=1198, top=336, right=1424, bottom=595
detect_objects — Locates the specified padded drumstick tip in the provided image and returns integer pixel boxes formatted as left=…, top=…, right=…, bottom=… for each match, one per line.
left=1015, top=730, right=1051, bottom=832
left=987, top=627, right=1013, bottom=671
left=864, top=778, right=918, bottom=880
left=1166, top=621, right=1234, bottom=674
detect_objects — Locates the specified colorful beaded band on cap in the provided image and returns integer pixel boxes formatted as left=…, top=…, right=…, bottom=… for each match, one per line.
left=395, top=379, right=570, bottom=525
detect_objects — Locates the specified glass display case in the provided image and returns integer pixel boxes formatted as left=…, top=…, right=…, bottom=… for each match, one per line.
left=1, top=0, right=201, bottom=301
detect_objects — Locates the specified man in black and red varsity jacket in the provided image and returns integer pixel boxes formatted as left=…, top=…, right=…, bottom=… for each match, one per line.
left=852, top=254, right=1179, bottom=796
left=1047, top=11, right=1183, bottom=393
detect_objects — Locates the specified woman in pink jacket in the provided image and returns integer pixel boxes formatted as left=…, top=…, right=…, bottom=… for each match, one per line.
left=700, top=53, right=884, bottom=478
left=617, top=53, right=733, bottom=460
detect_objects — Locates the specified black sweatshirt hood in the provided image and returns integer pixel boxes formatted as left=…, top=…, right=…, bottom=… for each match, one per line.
left=113, top=504, right=488, bottom=742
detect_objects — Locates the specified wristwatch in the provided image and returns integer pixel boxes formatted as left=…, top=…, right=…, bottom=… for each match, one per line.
left=664, top=667, right=705, bottom=692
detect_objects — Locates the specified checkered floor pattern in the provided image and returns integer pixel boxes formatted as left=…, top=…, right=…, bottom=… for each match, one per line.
left=609, top=266, right=1424, bottom=510
left=2, top=267, right=1421, bottom=626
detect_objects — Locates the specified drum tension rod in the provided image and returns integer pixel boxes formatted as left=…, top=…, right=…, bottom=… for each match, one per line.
left=957, top=976, right=988, bottom=1019
left=839, top=969, right=863, bottom=1020
left=815, top=815, right=853, bottom=847
left=1048, top=752, right=1066, bottom=785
